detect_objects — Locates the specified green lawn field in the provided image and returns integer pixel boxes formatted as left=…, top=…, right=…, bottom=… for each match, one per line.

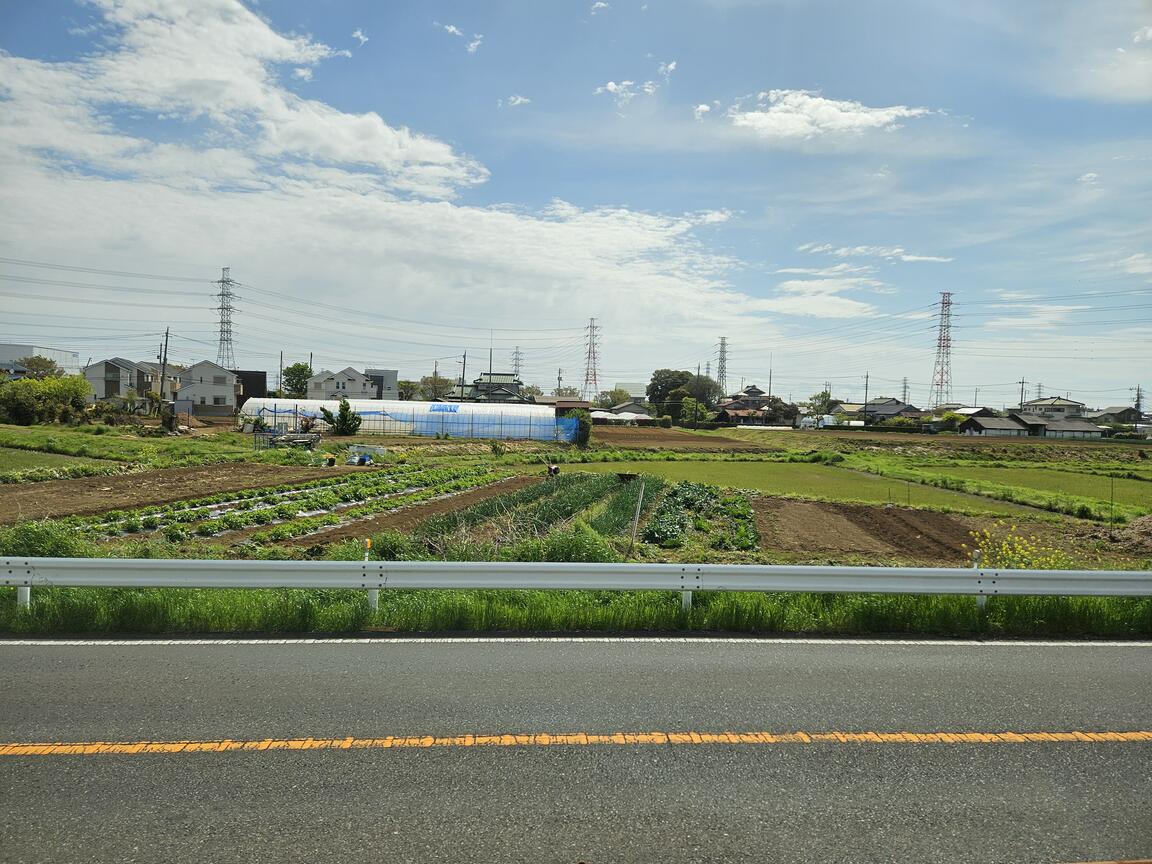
left=0, top=446, right=106, bottom=470
left=572, top=461, right=1033, bottom=515
left=926, top=465, right=1151, bottom=510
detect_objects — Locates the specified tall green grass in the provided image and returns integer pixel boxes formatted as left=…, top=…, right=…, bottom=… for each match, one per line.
left=3, top=586, right=1147, bottom=637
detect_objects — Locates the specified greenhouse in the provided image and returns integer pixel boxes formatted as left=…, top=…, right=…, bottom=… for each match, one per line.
left=240, top=398, right=578, bottom=443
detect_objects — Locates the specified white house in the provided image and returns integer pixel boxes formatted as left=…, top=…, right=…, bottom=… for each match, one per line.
left=1020, top=396, right=1085, bottom=418
left=84, top=358, right=151, bottom=403
left=307, top=367, right=374, bottom=400
left=176, top=360, right=240, bottom=416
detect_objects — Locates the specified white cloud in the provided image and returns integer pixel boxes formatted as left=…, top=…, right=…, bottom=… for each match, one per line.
left=658, top=60, right=677, bottom=80
left=1118, top=252, right=1152, bottom=274
left=798, top=243, right=953, bottom=263
left=1078, top=171, right=1100, bottom=184
left=727, top=90, right=931, bottom=142
left=590, top=2, right=611, bottom=14
left=499, top=95, right=531, bottom=109
left=984, top=305, right=1092, bottom=330
left=351, top=28, right=369, bottom=46
left=0, top=1, right=486, bottom=199
left=1136, top=26, right=1152, bottom=44
left=595, top=80, right=639, bottom=109
left=467, top=34, right=484, bottom=54
left=439, top=23, right=464, bottom=37
left=693, top=103, right=711, bottom=121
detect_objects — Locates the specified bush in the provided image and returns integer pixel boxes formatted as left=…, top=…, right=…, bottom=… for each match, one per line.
left=319, top=398, right=362, bottom=436
left=658, top=415, right=672, bottom=428
left=0, top=520, right=97, bottom=557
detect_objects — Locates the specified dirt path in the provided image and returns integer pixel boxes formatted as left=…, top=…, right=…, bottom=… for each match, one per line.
left=0, top=463, right=363, bottom=524
left=753, top=498, right=972, bottom=563
left=284, top=475, right=544, bottom=548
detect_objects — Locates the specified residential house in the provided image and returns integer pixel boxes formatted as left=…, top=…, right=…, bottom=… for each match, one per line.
left=1044, top=418, right=1105, bottom=439
left=831, top=402, right=865, bottom=416
left=84, top=358, right=152, bottom=404
left=365, top=368, right=398, bottom=400
left=1019, top=396, right=1085, bottom=418
left=307, top=367, right=374, bottom=400
left=713, top=407, right=769, bottom=426
left=0, top=343, right=80, bottom=375
left=609, top=398, right=651, bottom=417
left=959, top=416, right=1028, bottom=437
left=134, top=360, right=182, bottom=400
left=1009, top=413, right=1051, bottom=436
left=1083, top=406, right=1141, bottom=424
left=953, top=406, right=998, bottom=418
left=531, top=395, right=594, bottom=414
left=448, top=372, right=530, bottom=403
left=176, top=361, right=241, bottom=416
left=859, top=398, right=922, bottom=421
left=721, top=384, right=772, bottom=410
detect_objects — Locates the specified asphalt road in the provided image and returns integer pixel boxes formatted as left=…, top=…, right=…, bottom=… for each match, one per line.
left=0, top=637, right=1149, bottom=864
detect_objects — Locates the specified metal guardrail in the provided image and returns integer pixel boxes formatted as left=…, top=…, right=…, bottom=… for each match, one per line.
left=4, top=558, right=1150, bottom=610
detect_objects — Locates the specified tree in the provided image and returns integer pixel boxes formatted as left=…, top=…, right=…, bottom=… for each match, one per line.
left=595, top=387, right=633, bottom=409
left=664, top=386, right=692, bottom=422
left=18, top=356, right=64, bottom=379
left=646, top=369, right=692, bottom=408
left=805, top=390, right=840, bottom=417
left=124, top=388, right=140, bottom=415
left=679, top=396, right=710, bottom=425
left=0, top=375, right=89, bottom=425
left=419, top=373, right=453, bottom=400
left=319, top=397, right=362, bottom=435
left=282, top=362, right=313, bottom=398
left=552, top=385, right=580, bottom=397
left=521, top=383, right=543, bottom=398
left=762, top=396, right=800, bottom=426
left=397, top=380, right=419, bottom=400
left=685, top=374, right=724, bottom=407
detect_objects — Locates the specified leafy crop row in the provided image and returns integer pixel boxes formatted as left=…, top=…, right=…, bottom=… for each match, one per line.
left=586, top=476, right=666, bottom=537
left=641, top=481, right=759, bottom=551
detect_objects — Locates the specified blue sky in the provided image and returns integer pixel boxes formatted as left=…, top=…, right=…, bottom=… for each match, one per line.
left=0, top=0, right=1149, bottom=408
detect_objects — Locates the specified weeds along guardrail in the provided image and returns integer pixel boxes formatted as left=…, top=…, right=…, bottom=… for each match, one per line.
left=5, top=558, right=1150, bottom=612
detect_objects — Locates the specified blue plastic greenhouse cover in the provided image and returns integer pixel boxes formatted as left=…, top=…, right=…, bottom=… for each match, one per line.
left=241, top=398, right=579, bottom=444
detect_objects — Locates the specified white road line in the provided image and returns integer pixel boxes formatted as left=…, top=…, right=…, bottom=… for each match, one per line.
left=1, top=637, right=1150, bottom=647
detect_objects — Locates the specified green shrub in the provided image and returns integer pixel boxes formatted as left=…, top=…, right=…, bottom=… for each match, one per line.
left=0, top=521, right=97, bottom=557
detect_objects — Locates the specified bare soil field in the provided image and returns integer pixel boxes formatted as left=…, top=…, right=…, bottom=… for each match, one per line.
left=286, top=474, right=544, bottom=548
left=753, top=498, right=977, bottom=563
left=594, top=426, right=771, bottom=451
left=0, top=463, right=362, bottom=524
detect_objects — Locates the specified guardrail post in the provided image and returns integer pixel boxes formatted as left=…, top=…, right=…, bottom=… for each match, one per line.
left=681, top=590, right=692, bottom=612
left=364, top=540, right=379, bottom=613
left=973, top=549, right=985, bottom=610
left=17, top=586, right=30, bottom=609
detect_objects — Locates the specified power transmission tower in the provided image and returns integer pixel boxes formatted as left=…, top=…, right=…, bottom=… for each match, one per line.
left=1035, top=382, right=1044, bottom=400
left=214, top=267, right=237, bottom=369
left=581, top=317, right=600, bottom=400
left=901, top=376, right=909, bottom=403
left=511, top=346, right=524, bottom=377
left=928, top=291, right=953, bottom=408
left=705, top=361, right=711, bottom=378
left=717, top=336, right=728, bottom=394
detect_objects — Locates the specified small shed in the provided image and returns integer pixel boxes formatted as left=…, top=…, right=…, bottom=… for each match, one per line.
left=959, top=416, right=1027, bottom=437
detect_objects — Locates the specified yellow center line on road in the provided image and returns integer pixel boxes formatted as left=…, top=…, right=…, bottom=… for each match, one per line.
left=1, top=730, right=1150, bottom=756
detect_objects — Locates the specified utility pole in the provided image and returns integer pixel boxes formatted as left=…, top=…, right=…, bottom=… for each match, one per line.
left=1133, top=384, right=1144, bottom=412
left=973, top=387, right=979, bottom=407
left=863, top=372, right=870, bottom=406
left=278, top=351, right=283, bottom=394
left=901, top=377, right=909, bottom=403
left=1018, top=377, right=1026, bottom=409
left=158, top=327, right=170, bottom=401
left=695, top=363, right=701, bottom=429
left=488, top=330, right=493, bottom=384
left=308, top=352, right=312, bottom=370
left=556, top=367, right=563, bottom=396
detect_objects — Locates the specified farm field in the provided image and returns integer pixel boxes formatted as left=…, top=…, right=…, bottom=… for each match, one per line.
left=0, top=446, right=107, bottom=471
left=922, top=465, right=1151, bottom=509
left=593, top=426, right=771, bottom=451
left=568, top=460, right=1033, bottom=515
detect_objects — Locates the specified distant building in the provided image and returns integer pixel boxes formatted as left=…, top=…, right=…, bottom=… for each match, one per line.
left=959, top=416, right=1028, bottom=437
left=230, top=370, right=267, bottom=408
left=177, top=361, right=241, bottom=415
left=1007, top=412, right=1104, bottom=439
left=614, top=382, right=648, bottom=399
left=859, top=398, right=921, bottom=420
left=719, top=384, right=772, bottom=411
left=307, top=367, right=374, bottom=400
left=1082, top=406, right=1141, bottom=424
left=84, top=358, right=152, bottom=403
left=1, top=362, right=28, bottom=381
left=0, top=343, right=80, bottom=375
left=365, top=368, right=398, bottom=400
left=134, top=360, right=182, bottom=400
left=448, top=372, right=530, bottom=403
left=1020, top=396, right=1085, bottom=418
left=609, top=399, right=651, bottom=417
